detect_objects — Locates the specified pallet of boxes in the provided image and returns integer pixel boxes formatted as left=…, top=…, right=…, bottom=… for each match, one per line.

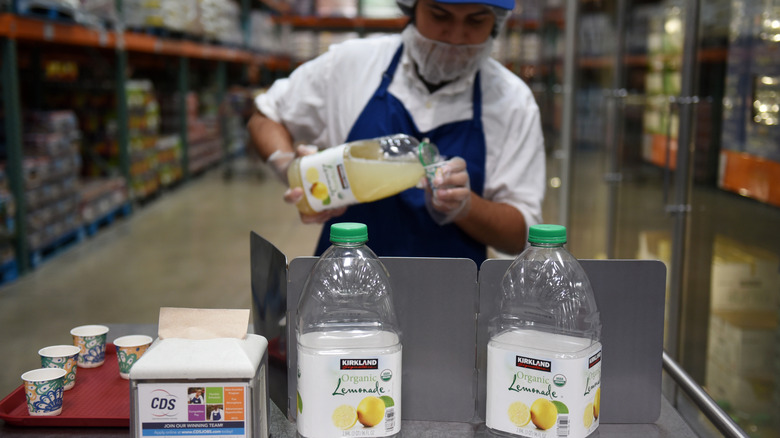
left=705, top=235, right=779, bottom=427
left=22, top=111, right=84, bottom=268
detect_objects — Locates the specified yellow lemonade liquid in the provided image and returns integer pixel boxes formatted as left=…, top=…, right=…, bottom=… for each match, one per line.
left=288, top=140, right=424, bottom=215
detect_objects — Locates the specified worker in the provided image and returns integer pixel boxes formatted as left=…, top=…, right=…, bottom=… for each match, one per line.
left=248, top=0, right=545, bottom=265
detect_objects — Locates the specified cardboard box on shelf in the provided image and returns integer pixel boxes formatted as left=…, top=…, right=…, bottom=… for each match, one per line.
left=646, top=72, right=664, bottom=96
left=23, top=133, right=80, bottom=158
left=706, top=310, right=777, bottom=376
left=718, top=149, right=780, bottom=207
left=78, top=177, right=128, bottom=224
left=361, top=0, right=402, bottom=19
left=316, top=0, right=357, bottom=17
left=745, top=73, right=780, bottom=163
left=642, top=133, right=678, bottom=169
left=705, top=358, right=775, bottom=416
left=637, top=230, right=672, bottom=264
left=25, top=111, right=78, bottom=135
left=25, top=176, right=78, bottom=211
left=710, top=235, right=780, bottom=312
left=664, top=71, right=682, bottom=96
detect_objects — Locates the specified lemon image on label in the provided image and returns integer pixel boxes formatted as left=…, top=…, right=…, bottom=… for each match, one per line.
left=507, top=401, right=531, bottom=427
left=380, top=395, right=394, bottom=408
left=583, top=402, right=594, bottom=428
left=551, top=400, right=569, bottom=414
left=305, top=167, right=320, bottom=184
left=530, top=398, right=558, bottom=430
left=594, top=387, right=601, bottom=419
left=332, top=404, right=357, bottom=430
left=310, top=182, right=329, bottom=200
left=357, top=396, right=385, bottom=428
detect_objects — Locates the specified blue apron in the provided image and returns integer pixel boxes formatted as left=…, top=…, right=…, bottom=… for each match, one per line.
left=314, top=44, right=488, bottom=264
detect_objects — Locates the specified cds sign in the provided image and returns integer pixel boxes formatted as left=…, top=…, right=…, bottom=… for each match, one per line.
left=148, top=389, right=180, bottom=418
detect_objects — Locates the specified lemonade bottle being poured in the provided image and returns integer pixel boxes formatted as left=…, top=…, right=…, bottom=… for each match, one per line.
left=296, top=223, right=402, bottom=438
left=486, top=224, right=602, bottom=438
left=287, top=134, right=439, bottom=215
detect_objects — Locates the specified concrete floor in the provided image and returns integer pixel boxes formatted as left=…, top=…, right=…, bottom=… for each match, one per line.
left=0, top=159, right=323, bottom=399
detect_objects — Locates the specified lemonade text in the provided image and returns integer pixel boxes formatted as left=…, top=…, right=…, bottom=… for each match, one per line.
left=331, top=378, right=387, bottom=396
left=583, top=372, right=601, bottom=396
left=508, top=374, right=557, bottom=398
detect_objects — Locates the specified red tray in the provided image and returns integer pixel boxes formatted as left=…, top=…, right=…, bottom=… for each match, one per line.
left=268, top=336, right=286, bottom=365
left=0, top=344, right=130, bottom=427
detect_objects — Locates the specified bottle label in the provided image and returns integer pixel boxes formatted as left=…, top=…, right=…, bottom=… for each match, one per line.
left=297, top=349, right=401, bottom=437
left=299, top=145, right=357, bottom=212
left=486, top=342, right=602, bottom=438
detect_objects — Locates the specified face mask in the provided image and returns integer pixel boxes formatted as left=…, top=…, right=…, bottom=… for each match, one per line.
left=401, top=25, right=493, bottom=86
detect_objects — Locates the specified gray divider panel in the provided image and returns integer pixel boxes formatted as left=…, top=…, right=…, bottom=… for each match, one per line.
left=250, top=231, right=288, bottom=341
left=287, top=257, right=479, bottom=423
left=476, top=259, right=667, bottom=424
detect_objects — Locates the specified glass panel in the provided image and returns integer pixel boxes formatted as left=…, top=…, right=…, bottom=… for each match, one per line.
left=684, top=1, right=780, bottom=436
left=569, top=0, right=620, bottom=260
left=618, top=1, right=685, bottom=354
left=564, top=0, right=780, bottom=436
left=500, top=1, right=566, bottom=228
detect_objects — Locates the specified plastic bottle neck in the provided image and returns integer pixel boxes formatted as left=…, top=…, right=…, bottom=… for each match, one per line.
left=333, top=241, right=366, bottom=249
left=529, top=242, right=565, bottom=249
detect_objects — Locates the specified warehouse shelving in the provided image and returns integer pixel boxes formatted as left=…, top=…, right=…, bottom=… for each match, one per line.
left=0, top=13, right=289, bottom=65
left=1, top=10, right=287, bottom=275
left=273, top=15, right=407, bottom=31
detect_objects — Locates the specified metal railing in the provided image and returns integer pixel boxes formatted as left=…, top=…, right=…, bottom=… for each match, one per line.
left=662, top=351, right=750, bottom=438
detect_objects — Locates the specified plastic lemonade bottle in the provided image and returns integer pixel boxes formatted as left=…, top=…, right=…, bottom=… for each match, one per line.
left=486, top=224, right=602, bottom=438
left=287, top=134, right=438, bottom=215
left=296, top=223, right=402, bottom=438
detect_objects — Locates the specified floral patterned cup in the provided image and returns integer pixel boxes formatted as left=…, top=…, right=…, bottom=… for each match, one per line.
left=21, top=368, right=66, bottom=416
left=70, top=325, right=110, bottom=368
left=38, top=345, right=81, bottom=390
left=114, top=335, right=153, bottom=379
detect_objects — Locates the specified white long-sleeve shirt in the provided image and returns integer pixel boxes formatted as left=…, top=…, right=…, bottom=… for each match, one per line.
left=256, top=34, right=546, bottom=231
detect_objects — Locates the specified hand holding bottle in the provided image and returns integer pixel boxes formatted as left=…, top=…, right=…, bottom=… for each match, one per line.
left=286, top=134, right=435, bottom=216
left=424, top=157, right=472, bottom=225
left=283, top=144, right=347, bottom=224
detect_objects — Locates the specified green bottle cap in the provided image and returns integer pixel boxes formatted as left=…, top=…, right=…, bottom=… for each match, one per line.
left=417, top=138, right=440, bottom=167
left=528, top=224, right=567, bottom=244
left=330, top=222, right=368, bottom=243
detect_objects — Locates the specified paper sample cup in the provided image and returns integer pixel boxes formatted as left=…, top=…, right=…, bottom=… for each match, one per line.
left=113, top=335, right=153, bottom=379
left=38, top=345, right=81, bottom=390
left=21, top=368, right=67, bottom=416
left=71, top=325, right=110, bottom=368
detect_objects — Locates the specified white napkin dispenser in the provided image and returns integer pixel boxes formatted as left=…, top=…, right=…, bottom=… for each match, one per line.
left=129, top=334, right=269, bottom=438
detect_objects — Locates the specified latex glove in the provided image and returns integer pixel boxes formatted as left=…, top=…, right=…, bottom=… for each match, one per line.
left=266, top=149, right=295, bottom=184
left=282, top=145, right=347, bottom=224
left=267, top=144, right=319, bottom=184
left=424, top=157, right=471, bottom=225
